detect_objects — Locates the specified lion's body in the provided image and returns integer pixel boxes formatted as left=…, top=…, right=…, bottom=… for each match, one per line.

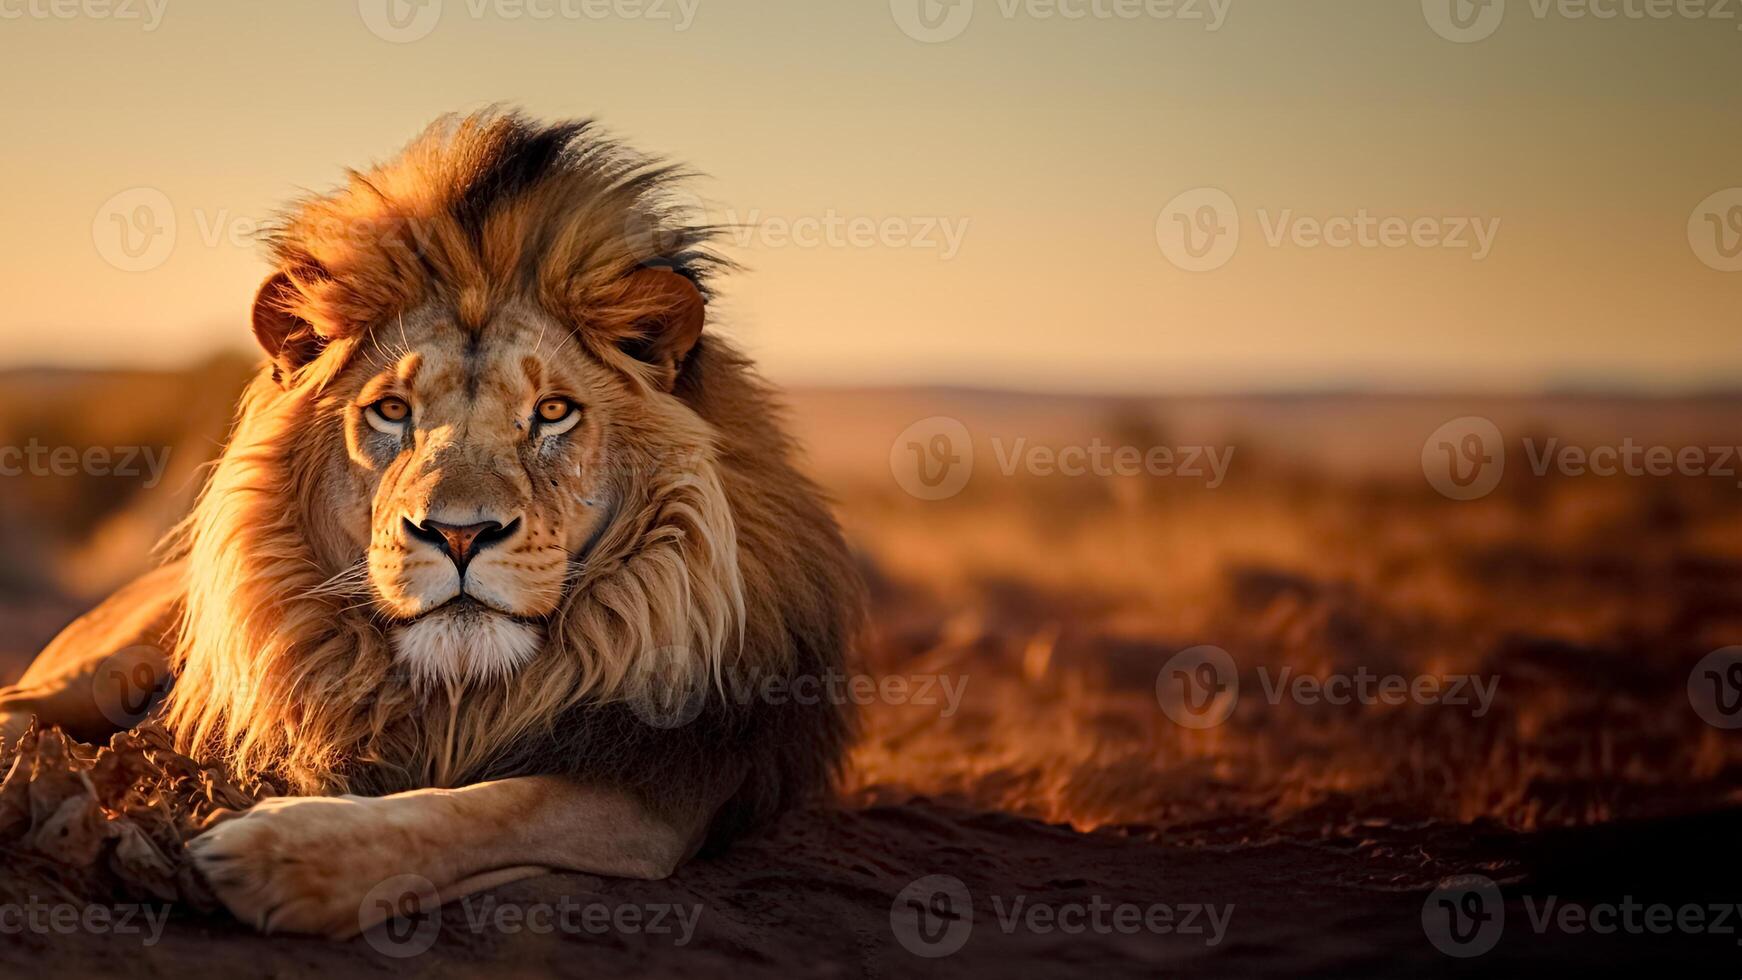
left=158, top=330, right=858, bottom=833
left=0, top=110, right=864, bottom=933
left=15, top=334, right=859, bottom=838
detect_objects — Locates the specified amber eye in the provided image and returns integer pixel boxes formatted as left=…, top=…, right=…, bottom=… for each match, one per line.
left=364, top=397, right=412, bottom=435
left=537, top=398, right=575, bottom=423
left=534, top=397, right=582, bottom=436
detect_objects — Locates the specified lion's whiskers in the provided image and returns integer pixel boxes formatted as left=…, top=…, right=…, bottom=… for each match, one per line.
left=298, top=560, right=372, bottom=602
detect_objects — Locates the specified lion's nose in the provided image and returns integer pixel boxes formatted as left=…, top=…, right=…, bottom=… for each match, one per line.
left=404, top=517, right=519, bottom=574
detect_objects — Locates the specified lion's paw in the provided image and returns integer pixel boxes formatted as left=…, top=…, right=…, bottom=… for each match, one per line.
left=188, top=795, right=427, bottom=938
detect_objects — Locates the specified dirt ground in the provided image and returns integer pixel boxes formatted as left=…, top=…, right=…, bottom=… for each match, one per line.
left=2, top=372, right=1740, bottom=975
left=3, top=797, right=1739, bottom=977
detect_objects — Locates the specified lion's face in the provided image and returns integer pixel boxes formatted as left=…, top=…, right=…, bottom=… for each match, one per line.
left=331, top=301, right=625, bottom=682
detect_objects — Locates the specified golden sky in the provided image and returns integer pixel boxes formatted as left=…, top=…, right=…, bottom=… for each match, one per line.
left=0, top=0, right=1736, bottom=392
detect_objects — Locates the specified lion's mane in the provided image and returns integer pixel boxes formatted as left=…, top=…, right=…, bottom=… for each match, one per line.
left=157, top=111, right=862, bottom=837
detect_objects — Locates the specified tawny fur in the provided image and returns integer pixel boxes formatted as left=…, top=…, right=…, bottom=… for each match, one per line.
left=144, top=110, right=861, bottom=834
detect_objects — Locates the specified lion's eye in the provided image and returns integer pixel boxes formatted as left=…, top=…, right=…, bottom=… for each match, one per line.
left=534, top=397, right=581, bottom=436
left=366, top=397, right=412, bottom=434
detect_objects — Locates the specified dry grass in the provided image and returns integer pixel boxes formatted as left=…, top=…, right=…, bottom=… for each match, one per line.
left=795, top=391, right=1742, bottom=836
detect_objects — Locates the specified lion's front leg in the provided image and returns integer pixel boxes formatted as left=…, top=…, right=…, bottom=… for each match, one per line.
left=188, top=775, right=717, bottom=938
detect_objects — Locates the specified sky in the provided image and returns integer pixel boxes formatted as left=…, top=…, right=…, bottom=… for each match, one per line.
left=0, top=0, right=1736, bottom=393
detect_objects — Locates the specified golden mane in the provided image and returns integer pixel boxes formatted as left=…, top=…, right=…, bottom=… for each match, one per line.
left=158, top=111, right=859, bottom=812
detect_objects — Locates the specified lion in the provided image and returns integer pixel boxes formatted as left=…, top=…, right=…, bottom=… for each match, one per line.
left=0, top=110, right=863, bottom=937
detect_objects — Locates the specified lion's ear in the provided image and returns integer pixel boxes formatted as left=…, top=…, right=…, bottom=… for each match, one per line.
left=614, top=267, right=705, bottom=391
left=252, top=271, right=325, bottom=384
